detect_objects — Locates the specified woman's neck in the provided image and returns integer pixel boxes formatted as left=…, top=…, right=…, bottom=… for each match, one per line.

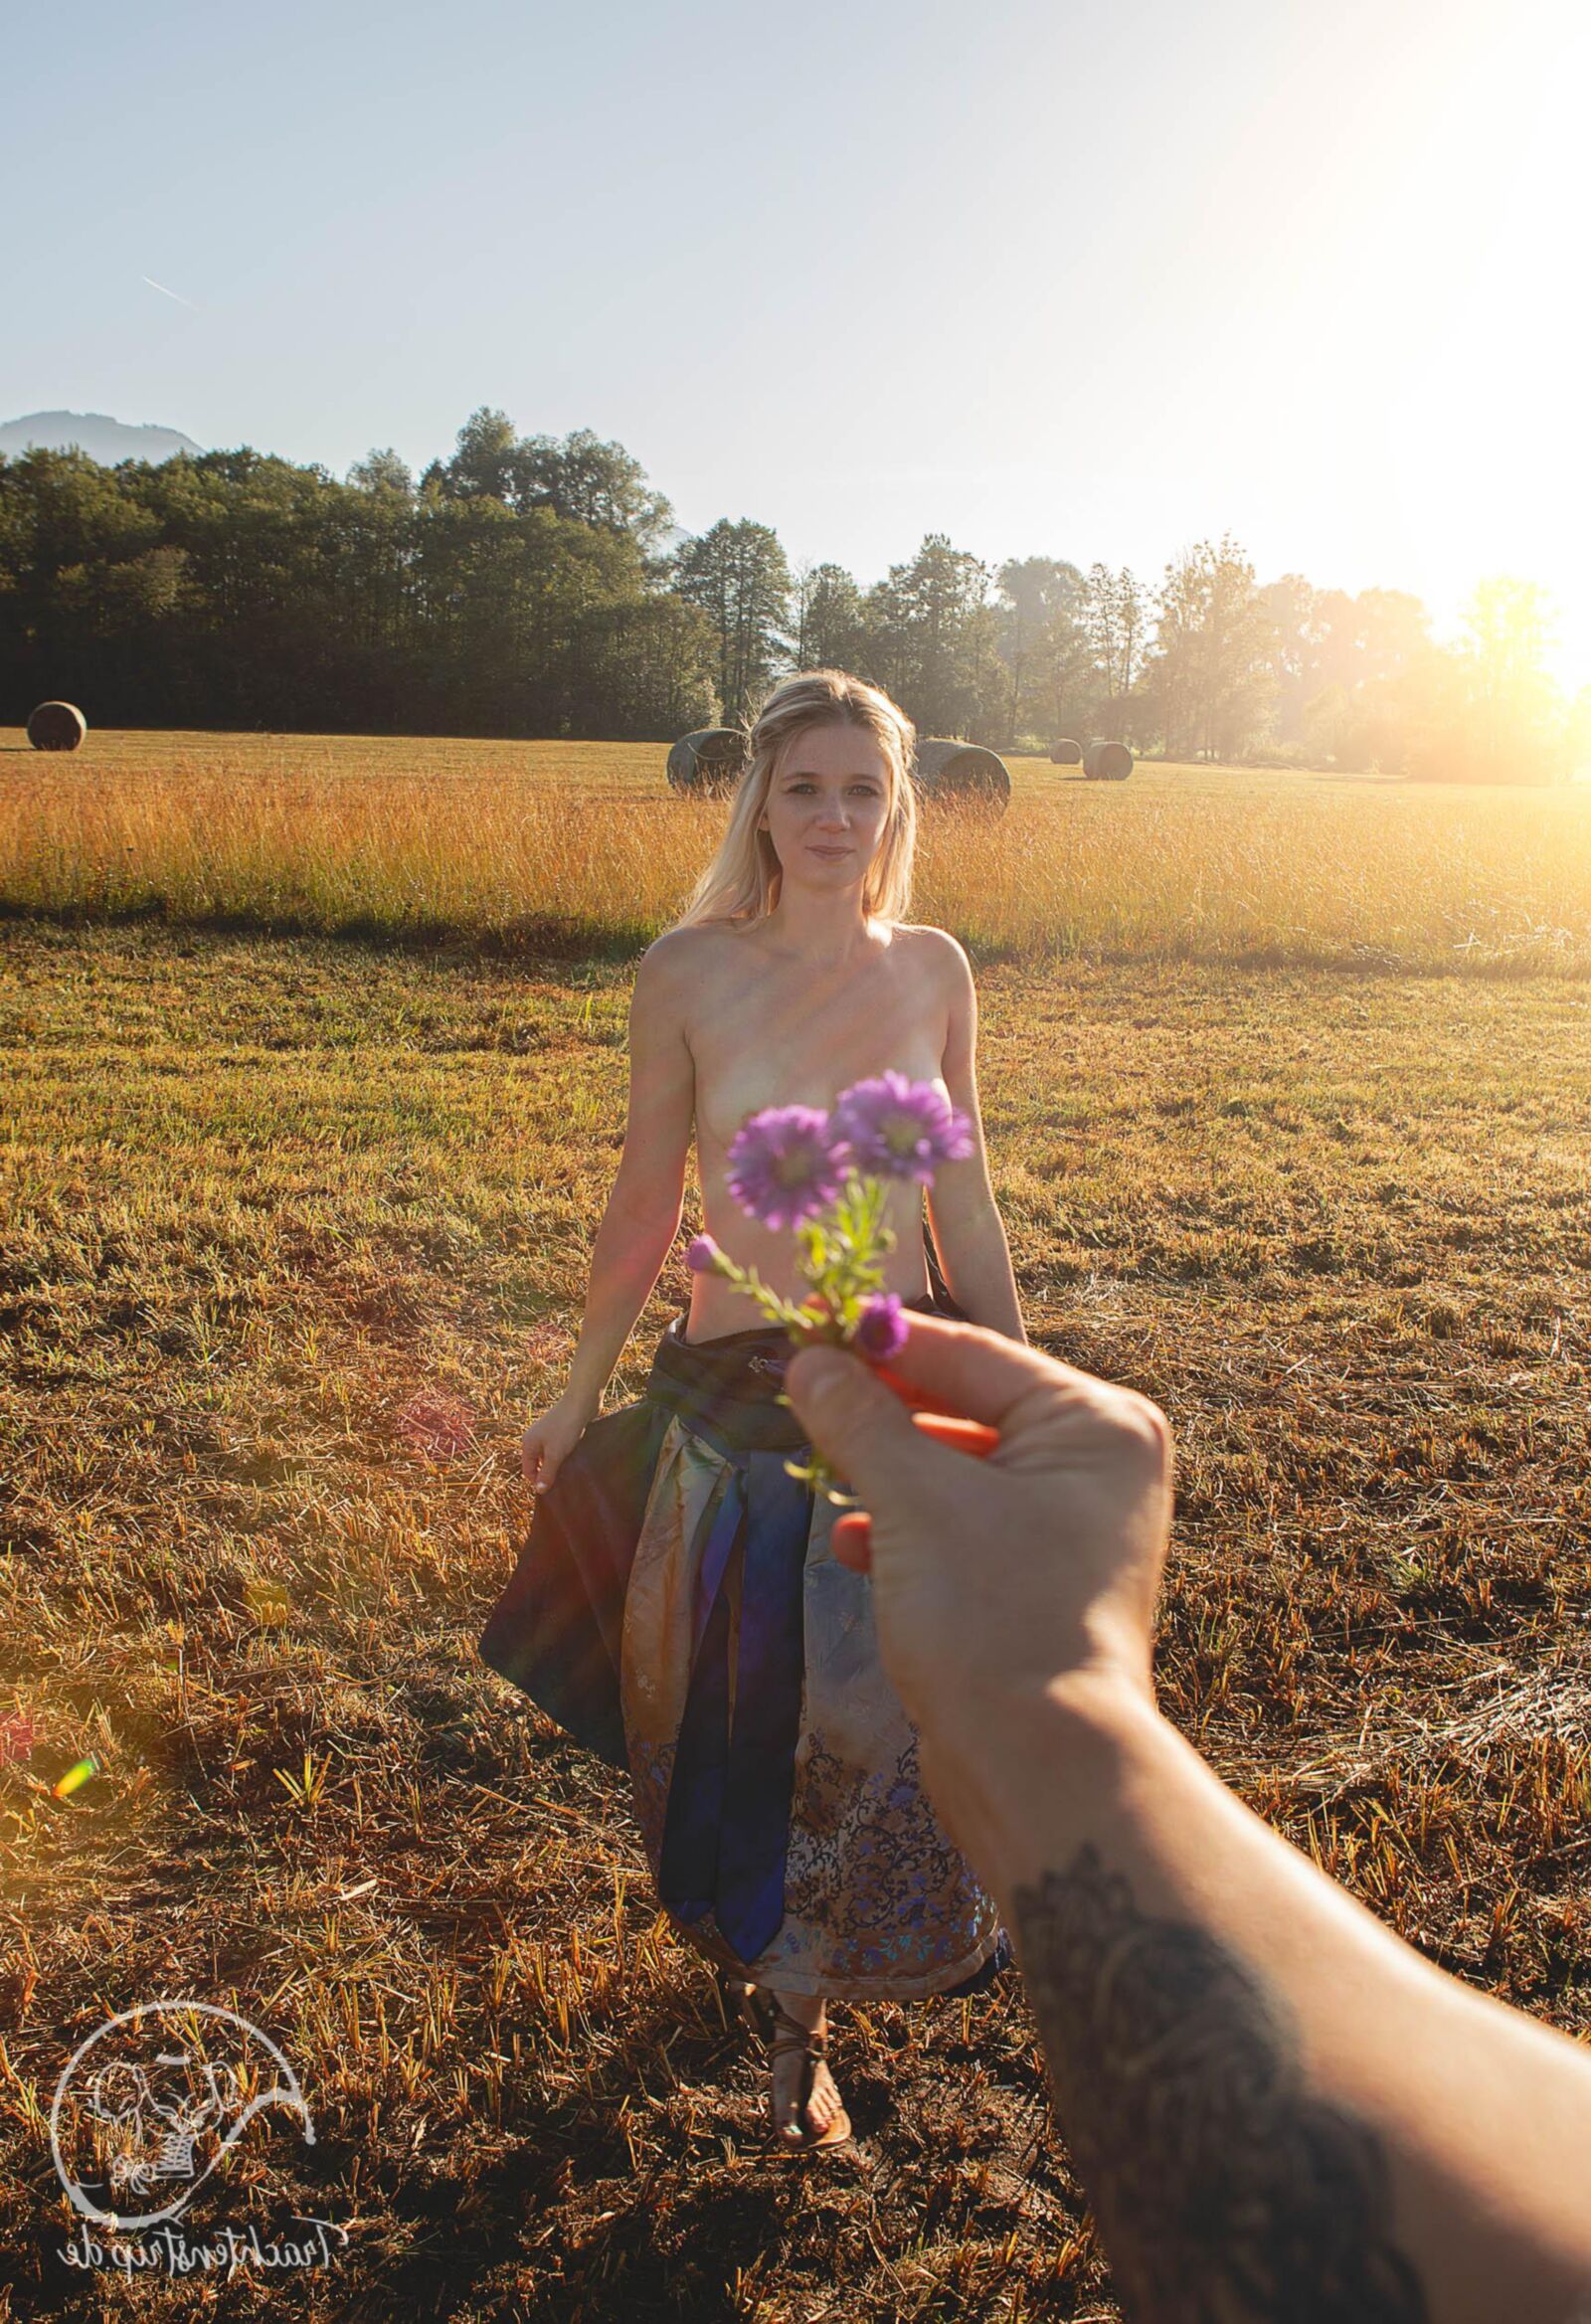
left=758, top=886, right=881, bottom=968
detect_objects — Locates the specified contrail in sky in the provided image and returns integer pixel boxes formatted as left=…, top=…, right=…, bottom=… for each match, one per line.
left=141, top=275, right=199, bottom=309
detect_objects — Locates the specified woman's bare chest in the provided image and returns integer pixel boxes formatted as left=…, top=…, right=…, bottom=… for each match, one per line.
left=688, top=941, right=949, bottom=1160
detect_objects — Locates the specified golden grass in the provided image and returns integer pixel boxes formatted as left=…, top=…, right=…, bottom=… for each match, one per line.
left=2, top=909, right=1588, bottom=2319
left=4, top=729, right=1590, bottom=973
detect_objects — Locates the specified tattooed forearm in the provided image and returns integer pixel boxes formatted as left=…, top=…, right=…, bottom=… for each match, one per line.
left=1011, top=1842, right=1429, bottom=2324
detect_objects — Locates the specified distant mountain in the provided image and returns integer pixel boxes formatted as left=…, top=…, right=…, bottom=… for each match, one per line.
left=0, top=410, right=204, bottom=464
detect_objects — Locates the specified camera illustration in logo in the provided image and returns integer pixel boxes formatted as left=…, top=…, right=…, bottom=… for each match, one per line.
left=51, top=2001, right=316, bottom=2231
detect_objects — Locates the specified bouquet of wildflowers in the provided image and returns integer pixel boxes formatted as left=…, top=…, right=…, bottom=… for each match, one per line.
left=685, top=1071, right=973, bottom=1504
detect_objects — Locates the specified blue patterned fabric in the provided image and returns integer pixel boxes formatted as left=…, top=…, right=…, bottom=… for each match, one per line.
left=657, top=1447, right=811, bottom=1961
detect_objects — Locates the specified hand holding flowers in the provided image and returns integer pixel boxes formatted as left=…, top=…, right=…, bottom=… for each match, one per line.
left=685, top=1071, right=995, bottom=1502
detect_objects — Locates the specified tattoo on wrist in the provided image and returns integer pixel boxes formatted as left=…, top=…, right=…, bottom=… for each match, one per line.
left=1010, top=1842, right=1428, bottom=2322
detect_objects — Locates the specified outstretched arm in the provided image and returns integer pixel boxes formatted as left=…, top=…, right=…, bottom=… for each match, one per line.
left=783, top=1318, right=1591, bottom=2324
left=949, top=1670, right=1591, bottom=2324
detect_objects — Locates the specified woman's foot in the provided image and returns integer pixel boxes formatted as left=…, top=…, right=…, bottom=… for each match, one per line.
left=765, top=1989, right=852, bottom=2150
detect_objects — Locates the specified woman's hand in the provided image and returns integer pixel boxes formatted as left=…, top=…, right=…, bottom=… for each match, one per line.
left=520, top=1394, right=595, bottom=1494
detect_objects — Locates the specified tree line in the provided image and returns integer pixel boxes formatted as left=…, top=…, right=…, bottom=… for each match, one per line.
left=2, top=406, right=1582, bottom=778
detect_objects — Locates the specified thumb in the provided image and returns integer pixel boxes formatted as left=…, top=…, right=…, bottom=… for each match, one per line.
left=783, top=1342, right=919, bottom=1490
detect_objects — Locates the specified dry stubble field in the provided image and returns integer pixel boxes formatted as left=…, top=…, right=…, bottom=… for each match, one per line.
left=1, top=732, right=1589, bottom=2322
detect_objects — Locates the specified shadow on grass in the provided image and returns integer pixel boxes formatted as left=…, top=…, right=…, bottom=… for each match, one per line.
left=0, top=897, right=652, bottom=974
left=1, top=898, right=1586, bottom=982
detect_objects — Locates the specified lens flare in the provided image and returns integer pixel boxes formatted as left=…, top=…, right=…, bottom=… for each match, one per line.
left=53, top=1756, right=98, bottom=1800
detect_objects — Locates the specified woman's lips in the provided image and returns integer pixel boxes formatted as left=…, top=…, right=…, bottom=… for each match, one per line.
left=808, top=844, right=851, bottom=857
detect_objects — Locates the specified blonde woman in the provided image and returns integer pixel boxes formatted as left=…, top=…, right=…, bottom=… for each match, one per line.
left=483, top=670, right=1027, bottom=2152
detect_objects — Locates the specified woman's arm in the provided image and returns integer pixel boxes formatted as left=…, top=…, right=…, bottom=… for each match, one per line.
left=560, top=938, right=696, bottom=1416
left=923, top=931, right=1026, bottom=1343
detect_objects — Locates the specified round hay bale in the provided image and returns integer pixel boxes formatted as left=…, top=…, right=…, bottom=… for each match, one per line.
left=911, top=738, right=1010, bottom=811
left=666, top=727, right=746, bottom=795
left=27, top=701, right=87, bottom=752
left=1083, top=740, right=1134, bottom=782
left=1050, top=737, right=1082, bottom=766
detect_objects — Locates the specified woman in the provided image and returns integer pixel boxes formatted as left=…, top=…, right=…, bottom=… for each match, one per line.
left=490, top=669, right=1027, bottom=2152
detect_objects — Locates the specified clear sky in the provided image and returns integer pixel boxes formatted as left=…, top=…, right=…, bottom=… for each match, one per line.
left=5, top=0, right=1586, bottom=690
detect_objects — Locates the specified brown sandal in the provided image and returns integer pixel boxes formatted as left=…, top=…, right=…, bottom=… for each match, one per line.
left=764, top=1999, right=853, bottom=2152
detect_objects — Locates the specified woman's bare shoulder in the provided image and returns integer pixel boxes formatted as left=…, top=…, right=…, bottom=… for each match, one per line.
left=889, top=921, right=971, bottom=981
left=641, top=922, right=744, bottom=976
left=636, top=926, right=752, bottom=1047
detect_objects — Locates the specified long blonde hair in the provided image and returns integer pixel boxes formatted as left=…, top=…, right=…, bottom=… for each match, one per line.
left=667, top=669, right=918, bottom=932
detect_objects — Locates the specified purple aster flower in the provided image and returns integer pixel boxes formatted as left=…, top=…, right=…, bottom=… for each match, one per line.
left=726, top=1105, right=850, bottom=1232
left=830, top=1071, right=973, bottom=1185
left=685, top=1233, right=720, bottom=1273
left=853, top=1292, right=909, bottom=1361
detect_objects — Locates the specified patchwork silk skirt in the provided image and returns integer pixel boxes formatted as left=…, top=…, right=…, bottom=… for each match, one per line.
left=479, top=1253, right=1012, bottom=2001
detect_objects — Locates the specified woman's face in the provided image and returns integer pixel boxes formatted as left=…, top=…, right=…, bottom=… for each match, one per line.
left=758, top=721, right=894, bottom=885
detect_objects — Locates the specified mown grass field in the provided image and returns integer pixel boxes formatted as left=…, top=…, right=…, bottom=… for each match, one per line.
left=1, top=731, right=1589, bottom=2321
